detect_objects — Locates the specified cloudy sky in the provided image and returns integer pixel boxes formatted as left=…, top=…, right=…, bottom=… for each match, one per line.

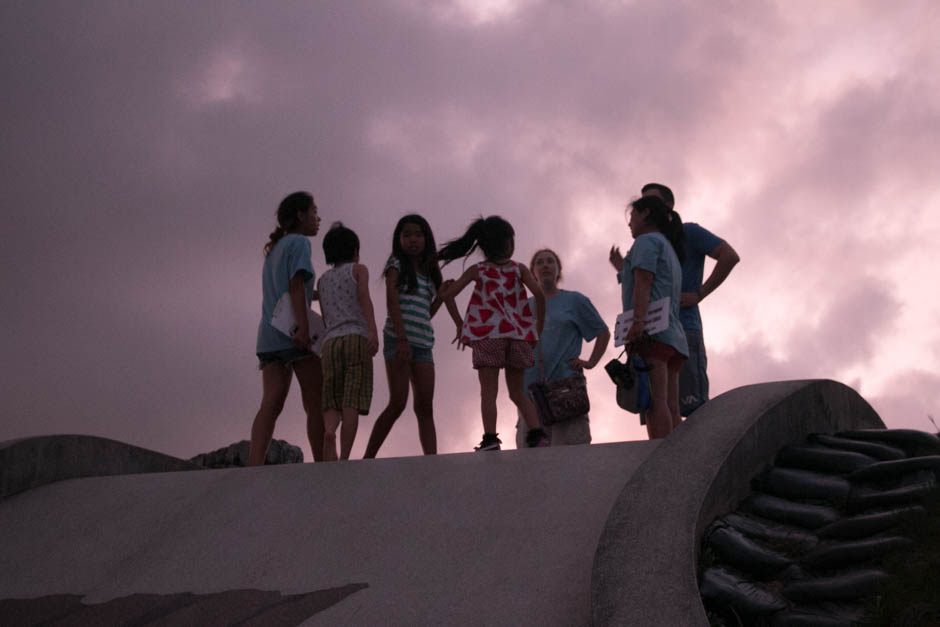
left=3, top=1, right=939, bottom=461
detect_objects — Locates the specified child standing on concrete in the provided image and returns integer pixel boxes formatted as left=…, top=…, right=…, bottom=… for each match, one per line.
left=318, top=222, right=379, bottom=461
left=438, top=216, right=549, bottom=451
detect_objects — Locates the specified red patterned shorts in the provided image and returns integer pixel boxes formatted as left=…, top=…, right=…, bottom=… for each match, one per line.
left=471, top=338, right=535, bottom=370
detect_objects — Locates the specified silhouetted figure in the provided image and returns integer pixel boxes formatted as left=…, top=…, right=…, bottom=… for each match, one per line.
left=365, top=215, right=459, bottom=458
left=611, top=196, right=689, bottom=439
left=249, top=191, right=324, bottom=466
left=318, top=223, right=379, bottom=461
left=515, top=248, right=610, bottom=447
left=438, top=216, right=548, bottom=451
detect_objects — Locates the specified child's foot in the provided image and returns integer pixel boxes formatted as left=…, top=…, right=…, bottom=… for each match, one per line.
left=526, top=428, right=550, bottom=448
left=474, top=433, right=501, bottom=452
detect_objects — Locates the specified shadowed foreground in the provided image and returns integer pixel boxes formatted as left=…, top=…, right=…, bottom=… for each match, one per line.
left=0, top=585, right=368, bottom=626
left=0, top=441, right=658, bottom=626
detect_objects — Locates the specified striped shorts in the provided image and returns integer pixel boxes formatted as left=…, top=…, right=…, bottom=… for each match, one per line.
left=321, top=334, right=373, bottom=414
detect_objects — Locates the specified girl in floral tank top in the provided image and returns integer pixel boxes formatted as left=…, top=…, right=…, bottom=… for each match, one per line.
left=438, top=216, right=549, bottom=450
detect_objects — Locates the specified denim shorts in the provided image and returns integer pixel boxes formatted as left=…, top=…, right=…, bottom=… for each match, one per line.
left=382, top=334, right=434, bottom=363
left=257, top=347, right=314, bottom=371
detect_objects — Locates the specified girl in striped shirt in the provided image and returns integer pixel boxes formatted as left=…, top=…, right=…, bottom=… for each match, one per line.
left=364, top=215, right=459, bottom=457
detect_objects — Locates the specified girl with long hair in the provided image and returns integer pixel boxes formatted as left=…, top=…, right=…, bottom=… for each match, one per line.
left=438, top=216, right=549, bottom=451
left=364, top=214, right=456, bottom=457
left=618, top=195, right=689, bottom=439
left=249, top=191, right=324, bottom=465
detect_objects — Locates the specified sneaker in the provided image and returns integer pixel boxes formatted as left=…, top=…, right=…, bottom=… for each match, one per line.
left=475, top=433, right=501, bottom=451
left=526, top=428, right=550, bottom=448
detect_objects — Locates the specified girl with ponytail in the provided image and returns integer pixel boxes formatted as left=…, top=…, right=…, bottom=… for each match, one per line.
left=438, top=216, right=549, bottom=451
left=617, top=194, right=689, bottom=440
left=249, top=191, right=325, bottom=465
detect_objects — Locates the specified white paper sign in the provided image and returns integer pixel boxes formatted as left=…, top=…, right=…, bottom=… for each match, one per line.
left=613, top=296, right=670, bottom=347
left=271, top=292, right=326, bottom=354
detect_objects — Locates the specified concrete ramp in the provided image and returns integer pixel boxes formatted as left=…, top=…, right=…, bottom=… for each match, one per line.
left=0, top=441, right=658, bottom=626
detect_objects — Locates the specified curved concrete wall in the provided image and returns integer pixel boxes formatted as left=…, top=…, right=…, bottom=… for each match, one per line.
left=0, top=435, right=200, bottom=500
left=591, top=379, right=884, bottom=626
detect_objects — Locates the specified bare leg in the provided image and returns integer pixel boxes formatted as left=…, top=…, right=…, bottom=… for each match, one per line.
left=478, top=367, right=499, bottom=434
left=294, top=356, right=324, bottom=462
left=667, top=368, right=681, bottom=430
left=505, top=368, right=539, bottom=429
left=248, top=363, right=292, bottom=466
left=323, top=409, right=341, bottom=461
left=363, top=359, right=410, bottom=458
left=410, top=361, right=437, bottom=454
left=339, top=407, right=359, bottom=460
left=645, top=360, right=672, bottom=439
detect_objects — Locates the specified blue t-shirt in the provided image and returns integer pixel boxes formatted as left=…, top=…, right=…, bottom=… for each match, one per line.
left=256, top=234, right=315, bottom=353
left=680, top=222, right=723, bottom=331
left=620, top=232, right=689, bottom=357
left=524, top=290, right=608, bottom=389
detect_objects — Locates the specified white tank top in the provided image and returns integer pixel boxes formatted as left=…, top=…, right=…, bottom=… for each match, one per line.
left=319, top=263, right=369, bottom=342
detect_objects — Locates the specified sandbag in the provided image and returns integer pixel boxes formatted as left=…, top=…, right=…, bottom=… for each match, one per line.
left=707, top=522, right=792, bottom=577
left=752, top=467, right=851, bottom=502
left=816, top=505, right=926, bottom=539
left=849, top=455, right=940, bottom=482
left=721, top=512, right=819, bottom=553
left=699, top=566, right=789, bottom=615
left=801, top=536, right=913, bottom=569
left=743, top=493, right=840, bottom=529
left=775, top=443, right=876, bottom=475
left=783, top=568, right=889, bottom=602
left=836, top=428, right=940, bottom=455
left=846, top=472, right=937, bottom=512
left=811, top=433, right=907, bottom=461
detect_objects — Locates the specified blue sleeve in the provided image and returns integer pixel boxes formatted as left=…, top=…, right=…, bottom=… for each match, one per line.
left=629, top=234, right=661, bottom=273
left=572, top=293, right=608, bottom=341
left=685, top=223, right=723, bottom=257
left=285, top=236, right=314, bottom=282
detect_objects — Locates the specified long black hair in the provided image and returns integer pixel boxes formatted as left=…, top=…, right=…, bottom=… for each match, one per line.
left=631, top=195, right=685, bottom=265
left=438, top=216, right=515, bottom=266
left=263, top=191, right=313, bottom=257
left=387, top=214, right=443, bottom=292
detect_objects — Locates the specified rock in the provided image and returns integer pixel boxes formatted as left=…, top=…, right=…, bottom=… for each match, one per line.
left=189, top=440, right=303, bottom=468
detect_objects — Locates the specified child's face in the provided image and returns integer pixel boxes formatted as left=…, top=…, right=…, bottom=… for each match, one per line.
left=299, top=203, right=321, bottom=236
left=399, top=222, right=426, bottom=257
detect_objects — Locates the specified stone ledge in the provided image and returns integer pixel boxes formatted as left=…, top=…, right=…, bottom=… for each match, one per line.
left=0, top=435, right=201, bottom=500
left=590, top=379, right=885, bottom=626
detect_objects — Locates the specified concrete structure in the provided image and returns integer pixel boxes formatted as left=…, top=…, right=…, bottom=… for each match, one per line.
left=0, top=434, right=199, bottom=500
left=0, top=379, right=884, bottom=625
left=0, top=439, right=659, bottom=625
left=592, top=379, right=884, bottom=626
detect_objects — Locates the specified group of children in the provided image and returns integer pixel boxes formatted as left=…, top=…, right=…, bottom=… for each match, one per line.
left=248, top=191, right=553, bottom=464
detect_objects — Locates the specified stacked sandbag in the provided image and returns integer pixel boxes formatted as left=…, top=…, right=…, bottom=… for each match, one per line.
left=699, top=428, right=940, bottom=625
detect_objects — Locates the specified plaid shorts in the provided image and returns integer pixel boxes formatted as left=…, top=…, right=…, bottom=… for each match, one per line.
left=321, top=334, right=373, bottom=414
left=471, top=338, right=535, bottom=370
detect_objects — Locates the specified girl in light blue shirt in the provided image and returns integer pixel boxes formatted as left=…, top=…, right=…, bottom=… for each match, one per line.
left=618, top=195, right=689, bottom=439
